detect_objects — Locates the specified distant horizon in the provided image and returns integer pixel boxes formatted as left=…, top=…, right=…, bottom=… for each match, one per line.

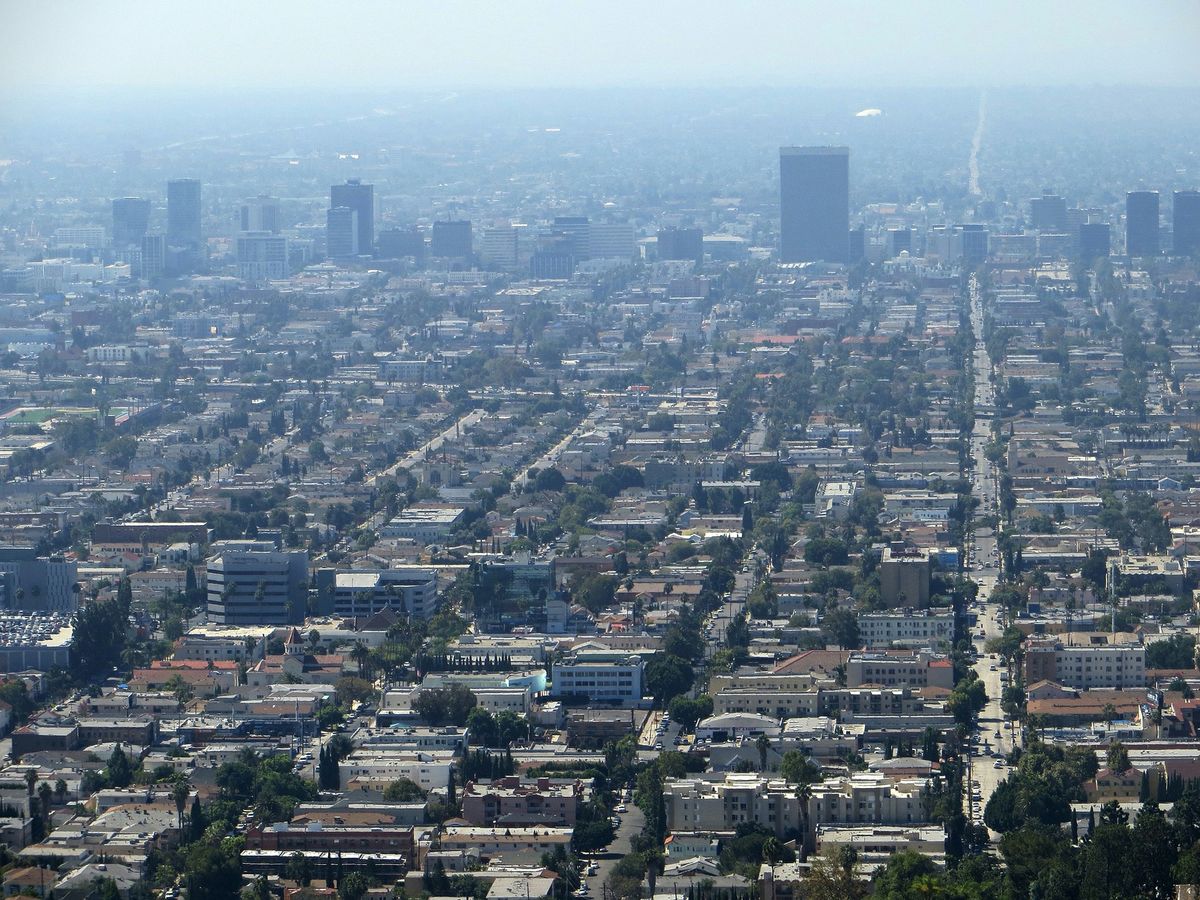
left=1, top=0, right=1197, bottom=93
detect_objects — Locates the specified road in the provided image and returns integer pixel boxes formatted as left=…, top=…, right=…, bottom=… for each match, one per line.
left=516, top=406, right=604, bottom=489
left=962, top=272, right=1020, bottom=833
left=589, top=801, right=645, bottom=897
left=367, top=407, right=488, bottom=488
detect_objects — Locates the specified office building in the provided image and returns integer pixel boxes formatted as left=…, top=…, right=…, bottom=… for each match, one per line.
left=1030, top=192, right=1068, bottom=231
left=657, top=226, right=704, bottom=265
left=879, top=545, right=931, bottom=606
left=166, top=178, right=202, bottom=249
left=236, top=232, right=289, bottom=281
left=431, top=220, right=473, bottom=259
left=52, top=226, right=106, bottom=250
left=481, top=224, right=521, bottom=270
left=205, top=540, right=309, bottom=626
left=314, top=567, right=440, bottom=619
left=240, top=196, right=281, bottom=233
left=588, top=222, right=635, bottom=261
left=552, top=216, right=590, bottom=260
left=779, top=146, right=849, bottom=263
left=550, top=657, right=644, bottom=705
left=377, top=227, right=426, bottom=263
left=848, top=225, right=866, bottom=262
left=960, top=224, right=989, bottom=265
left=0, top=548, right=78, bottom=613
left=326, top=207, right=359, bottom=258
left=886, top=227, right=912, bottom=258
left=330, top=179, right=374, bottom=253
left=1125, top=191, right=1159, bottom=257
left=111, top=198, right=151, bottom=248
left=140, top=234, right=165, bottom=280
left=1078, top=222, right=1111, bottom=262
left=1175, top=190, right=1200, bottom=257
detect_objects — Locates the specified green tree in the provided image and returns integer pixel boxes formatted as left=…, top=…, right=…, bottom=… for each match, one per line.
left=383, top=777, right=427, bottom=801
left=643, top=653, right=694, bottom=706
left=105, top=745, right=133, bottom=788
left=820, top=608, right=860, bottom=649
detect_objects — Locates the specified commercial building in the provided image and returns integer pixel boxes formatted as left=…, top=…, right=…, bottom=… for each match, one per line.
left=550, top=656, right=644, bottom=705
left=588, top=222, right=635, bottom=261
left=481, top=225, right=521, bottom=270
left=0, top=548, right=79, bottom=612
left=431, top=220, right=473, bottom=259
left=330, top=179, right=374, bottom=253
left=1030, top=192, right=1068, bottom=231
left=377, top=227, right=427, bottom=263
left=378, top=505, right=465, bottom=542
left=0, top=612, right=73, bottom=671
left=878, top=545, right=931, bottom=607
left=1078, top=222, right=1111, bottom=262
left=1175, top=190, right=1200, bottom=257
left=236, top=232, right=289, bottom=281
left=657, top=227, right=704, bottom=265
left=960, top=224, right=989, bottom=265
left=1126, top=191, right=1160, bottom=257
left=111, top=198, right=150, bottom=248
left=240, top=196, right=281, bottom=233
left=315, top=567, right=439, bottom=618
left=205, top=541, right=309, bottom=626
left=779, top=147, right=849, bottom=263
left=166, top=178, right=201, bottom=249
left=327, top=206, right=359, bottom=258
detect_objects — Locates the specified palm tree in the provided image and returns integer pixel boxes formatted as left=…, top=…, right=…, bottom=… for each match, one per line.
left=37, top=781, right=52, bottom=830
left=796, top=787, right=816, bottom=864
left=1102, top=703, right=1118, bottom=732
left=351, top=641, right=371, bottom=680
left=172, top=781, right=190, bottom=832
left=756, top=733, right=771, bottom=772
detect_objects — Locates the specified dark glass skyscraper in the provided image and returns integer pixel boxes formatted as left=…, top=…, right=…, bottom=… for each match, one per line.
left=112, top=197, right=150, bottom=248
left=1175, top=190, right=1200, bottom=257
left=1125, top=191, right=1159, bottom=257
left=330, top=179, right=374, bottom=254
left=1030, top=191, right=1068, bottom=231
left=431, top=220, right=473, bottom=259
left=166, top=178, right=202, bottom=249
left=780, top=146, right=849, bottom=263
left=657, top=226, right=704, bottom=265
left=1078, top=222, right=1111, bottom=262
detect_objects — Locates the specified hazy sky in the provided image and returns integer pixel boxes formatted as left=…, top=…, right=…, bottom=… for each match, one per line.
left=2, top=0, right=1198, bottom=90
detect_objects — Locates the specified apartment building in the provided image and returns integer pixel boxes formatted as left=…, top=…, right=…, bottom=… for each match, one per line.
left=858, top=608, right=955, bottom=649
left=845, top=651, right=955, bottom=690
left=1022, top=638, right=1146, bottom=690
left=461, top=776, right=587, bottom=826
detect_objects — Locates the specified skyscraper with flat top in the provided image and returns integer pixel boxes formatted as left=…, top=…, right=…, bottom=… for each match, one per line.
left=1175, top=190, right=1200, bottom=257
left=240, top=196, right=281, bottom=233
left=166, top=178, right=201, bottom=249
left=780, top=146, right=849, bottom=263
left=1125, top=191, right=1159, bottom=257
left=112, top=198, right=150, bottom=248
left=330, top=179, right=374, bottom=254
left=327, top=207, right=359, bottom=258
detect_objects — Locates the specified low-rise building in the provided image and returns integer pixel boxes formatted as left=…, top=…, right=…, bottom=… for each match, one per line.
left=550, top=656, right=644, bottom=706
left=858, top=608, right=955, bottom=649
left=461, top=776, right=588, bottom=826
